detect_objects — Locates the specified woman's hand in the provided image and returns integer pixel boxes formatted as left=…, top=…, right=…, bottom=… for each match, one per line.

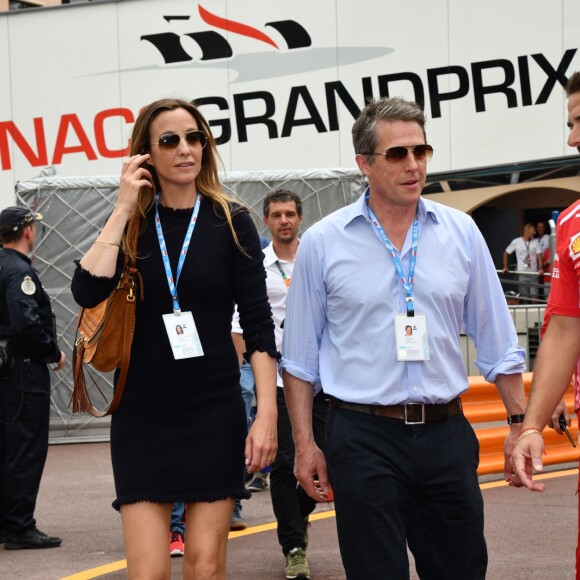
left=117, top=154, right=153, bottom=215
left=245, top=410, right=277, bottom=473
left=245, top=351, right=278, bottom=472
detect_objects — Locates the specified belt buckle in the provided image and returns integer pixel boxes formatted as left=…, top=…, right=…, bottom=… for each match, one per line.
left=404, top=403, right=425, bottom=425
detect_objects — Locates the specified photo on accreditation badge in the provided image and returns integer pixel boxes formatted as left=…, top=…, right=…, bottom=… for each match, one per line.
left=395, top=314, right=430, bottom=361
left=162, top=313, right=204, bottom=359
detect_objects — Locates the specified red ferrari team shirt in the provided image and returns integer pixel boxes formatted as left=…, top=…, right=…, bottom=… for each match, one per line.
left=542, top=199, right=580, bottom=410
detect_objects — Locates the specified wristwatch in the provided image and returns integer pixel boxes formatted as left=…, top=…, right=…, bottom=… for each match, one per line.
left=507, top=414, right=525, bottom=425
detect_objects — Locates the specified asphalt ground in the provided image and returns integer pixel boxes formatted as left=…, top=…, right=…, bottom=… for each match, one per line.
left=0, top=442, right=577, bottom=580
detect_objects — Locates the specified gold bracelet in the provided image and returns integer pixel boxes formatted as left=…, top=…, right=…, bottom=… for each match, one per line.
left=516, top=428, right=543, bottom=444
left=94, top=240, right=120, bottom=248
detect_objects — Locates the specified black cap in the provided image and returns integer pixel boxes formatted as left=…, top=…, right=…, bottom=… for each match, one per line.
left=505, top=290, right=520, bottom=299
left=0, top=206, right=43, bottom=232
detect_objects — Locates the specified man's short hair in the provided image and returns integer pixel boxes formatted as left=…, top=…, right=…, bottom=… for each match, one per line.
left=352, top=97, right=427, bottom=163
left=263, top=189, right=302, bottom=217
left=0, top=229, right=25, bottom=245
left=566, top=71, right=580, bottom=97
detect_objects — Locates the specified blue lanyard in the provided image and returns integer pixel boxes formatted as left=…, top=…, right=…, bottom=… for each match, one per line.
left=366, top=195, right=418, bottom=316
left=154, top=192, right=201, bottom=313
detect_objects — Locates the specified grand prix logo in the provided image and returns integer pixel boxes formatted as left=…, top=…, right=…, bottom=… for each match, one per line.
left=141, top=4, right=312, bottom=63
left=133, top=4, right=391, bottom=83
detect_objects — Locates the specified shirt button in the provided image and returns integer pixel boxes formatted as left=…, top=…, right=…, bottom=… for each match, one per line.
left=413, top=387, right=418, bottom=393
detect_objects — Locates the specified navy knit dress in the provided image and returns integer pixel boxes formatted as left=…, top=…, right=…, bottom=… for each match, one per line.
left=71, top=200, right=276, bottom=509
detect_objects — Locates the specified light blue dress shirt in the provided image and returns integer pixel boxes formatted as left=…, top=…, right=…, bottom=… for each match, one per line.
left=280, top=189, right=525, bottom=405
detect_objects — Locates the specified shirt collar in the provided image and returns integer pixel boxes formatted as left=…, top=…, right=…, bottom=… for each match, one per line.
left=343, top=187, right=371, bottom=229
left=345, top=187, right=439, bottom=229
left=418, top=196, right=440, bottom=225
left=262, top=240, right=299, bottom=267
left=2, top=247, right=32, bottom=264
left=262, top=242, right=277, bottom=267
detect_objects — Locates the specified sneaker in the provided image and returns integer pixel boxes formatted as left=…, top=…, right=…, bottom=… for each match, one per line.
left=169, top=530, right=184, bottom=557
left=5, top=527, right=62, bottom=550
left=285, top=547, right=310, bottom=579
left=246, top=474, right=269, bottom=492
left=230, top=505, right=247, bottom=531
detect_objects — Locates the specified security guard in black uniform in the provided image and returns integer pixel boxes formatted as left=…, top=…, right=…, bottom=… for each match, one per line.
left=0, top=206, right=65, bottom=550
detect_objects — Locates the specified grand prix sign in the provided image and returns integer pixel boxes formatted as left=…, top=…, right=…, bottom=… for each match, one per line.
left=1, top=0, right=579, bottom=201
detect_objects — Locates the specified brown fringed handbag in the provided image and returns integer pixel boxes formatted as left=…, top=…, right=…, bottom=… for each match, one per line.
left=70, top=218, right=143, bottom=417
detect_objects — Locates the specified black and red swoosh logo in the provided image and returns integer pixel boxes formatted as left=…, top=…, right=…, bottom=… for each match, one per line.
left=141, top=4, right=312, bottom=63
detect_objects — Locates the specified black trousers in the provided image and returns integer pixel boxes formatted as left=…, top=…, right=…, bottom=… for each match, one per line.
left=0, top=360, right=51, bottom=535
left=270, top=388, right=328, bottom=555
left=326, top=406, right=487, bottom=580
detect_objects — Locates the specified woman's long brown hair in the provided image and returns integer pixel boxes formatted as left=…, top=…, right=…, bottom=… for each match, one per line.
left=122, top=98, right=246, bottom=260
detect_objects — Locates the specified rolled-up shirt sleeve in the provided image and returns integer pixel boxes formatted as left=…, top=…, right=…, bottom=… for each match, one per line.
left=463, top=220, right=526, bottom=383
left=280, top=229, right=327, bottom=393
left=478, top=347, right=526, bottom=384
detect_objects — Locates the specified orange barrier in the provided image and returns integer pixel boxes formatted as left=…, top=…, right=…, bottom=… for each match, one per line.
left=464, top=372, right=578, bottom=476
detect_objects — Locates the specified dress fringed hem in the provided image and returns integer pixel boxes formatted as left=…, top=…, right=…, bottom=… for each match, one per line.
left=112, top=488, right=252, bottom=511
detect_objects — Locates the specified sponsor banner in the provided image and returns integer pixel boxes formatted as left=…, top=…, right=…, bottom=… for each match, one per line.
left=1, top=0, right=580, bottom=205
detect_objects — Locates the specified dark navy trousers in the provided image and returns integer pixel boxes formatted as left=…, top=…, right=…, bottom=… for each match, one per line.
left=326, top=405, right=487, bottom=580
left=0, top=361, right=51, bottom=535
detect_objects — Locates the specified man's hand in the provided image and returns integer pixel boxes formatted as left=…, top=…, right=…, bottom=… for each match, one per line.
left=504, top=426, right=524, bottom=486
left=548, top=400, right=571, bottom=434
left=294, top=440, right=329, bottom=502
left=510, top=431, right=546, bottom=492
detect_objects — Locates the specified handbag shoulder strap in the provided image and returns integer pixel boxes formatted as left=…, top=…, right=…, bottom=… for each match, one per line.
left=103, top=213, right=142, bottom=416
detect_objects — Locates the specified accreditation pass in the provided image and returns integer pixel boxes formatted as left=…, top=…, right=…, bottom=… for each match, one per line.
left=162, top=311, right=204, bottom=359
left=395, top=314, right=430, bottom=361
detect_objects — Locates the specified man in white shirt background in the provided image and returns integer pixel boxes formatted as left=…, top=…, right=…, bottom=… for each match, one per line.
left=232, top=189, right=328, bottom=580
left=503, top=223, right=544, bottom=303
left=535, top=221, right=550, bottom=255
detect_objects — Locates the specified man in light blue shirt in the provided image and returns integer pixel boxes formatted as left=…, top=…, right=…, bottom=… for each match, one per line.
left=280, top=96, right=527, bottom=579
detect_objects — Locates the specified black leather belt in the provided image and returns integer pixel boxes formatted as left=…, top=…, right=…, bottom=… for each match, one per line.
left=329, top=397, right=463, bottom=425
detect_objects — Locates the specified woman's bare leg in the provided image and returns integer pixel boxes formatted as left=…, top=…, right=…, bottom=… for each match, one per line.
left=182, top=499, right=234, bottom=580
left=120, top=502, right=172, bottom=580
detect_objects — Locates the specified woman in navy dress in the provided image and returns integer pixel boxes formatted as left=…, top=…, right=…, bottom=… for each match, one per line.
left=72, top=98, right=278, bottom=579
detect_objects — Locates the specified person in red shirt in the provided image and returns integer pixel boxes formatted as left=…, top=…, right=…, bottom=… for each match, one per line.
left=512, top=70, right=580, bottom=578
